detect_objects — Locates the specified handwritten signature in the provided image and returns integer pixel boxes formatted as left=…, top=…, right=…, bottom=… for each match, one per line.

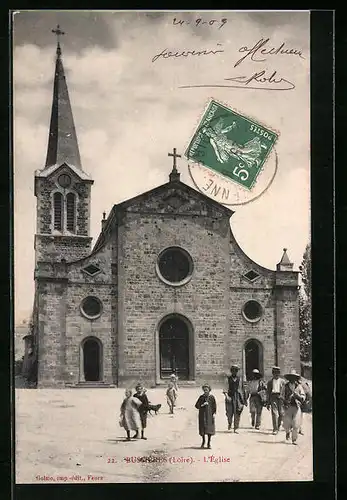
left=179, top=69, right=295, bottom=91
left=235, top=38, right=305, bottom=67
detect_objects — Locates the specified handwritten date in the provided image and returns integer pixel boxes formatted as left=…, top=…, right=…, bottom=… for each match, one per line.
left=173, top=17, right=227, bottom=29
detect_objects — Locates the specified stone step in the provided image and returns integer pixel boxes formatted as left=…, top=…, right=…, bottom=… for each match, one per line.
left=66, top=382, right=116, bottom=389
left=154, top=380, right=198, bottom=387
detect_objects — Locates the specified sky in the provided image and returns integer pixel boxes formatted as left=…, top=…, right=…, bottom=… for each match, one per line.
left=13, top=10, right=310, bottom=324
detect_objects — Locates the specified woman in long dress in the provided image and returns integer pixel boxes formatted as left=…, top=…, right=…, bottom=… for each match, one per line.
left=195, top=384, right=217, bottom=449
left=119, top=389, right=142, bottom=441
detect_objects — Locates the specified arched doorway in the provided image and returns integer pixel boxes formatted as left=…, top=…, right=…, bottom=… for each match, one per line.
left=159, top=315, right=191, bottom=380
left=244, top=339, right=263, bottom=381
left=82, top=337, right=102, bottom=382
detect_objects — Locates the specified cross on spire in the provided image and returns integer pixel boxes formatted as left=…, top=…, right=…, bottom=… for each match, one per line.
left=168, top=148, right=181, bottom=182
left=168, top=148, right=181, bottom=172
left=52, top=24, right=65, bottom=57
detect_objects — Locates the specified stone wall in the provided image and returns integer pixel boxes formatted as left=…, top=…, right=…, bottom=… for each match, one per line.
left=34, top=168, right=92, bottom=263
left=36, top=280, right=67, bottom=387
left=116, top=210, right=231, bottom=388
left=33, top=181, right=300, bottom=388
left=275, top=285, right=301, bottom=375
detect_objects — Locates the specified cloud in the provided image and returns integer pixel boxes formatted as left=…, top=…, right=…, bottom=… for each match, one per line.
left=13, top=11, right=310, bottom=322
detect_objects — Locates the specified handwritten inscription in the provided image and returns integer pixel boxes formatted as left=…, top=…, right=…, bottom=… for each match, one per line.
left=153, top=34, right=304, bottom=91
left=152, top=44, right=224, bottom=63
left=234, top=37, right=305, bottom=67
left=173, top=17, right=227, bottom=29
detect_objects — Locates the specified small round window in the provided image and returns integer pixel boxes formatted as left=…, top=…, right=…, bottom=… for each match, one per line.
left=157, top=247, right=193, bottom=286
left=242, top=300, right=262, bottom=323
left=80, top=296, right=102, bottom=320
left=58, top=173, right=72, bottom=188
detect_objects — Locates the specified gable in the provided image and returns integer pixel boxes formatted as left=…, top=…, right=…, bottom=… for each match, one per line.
left=35, top=162, right=93, bottom=182
left=118, top=181, right=234, bottom=219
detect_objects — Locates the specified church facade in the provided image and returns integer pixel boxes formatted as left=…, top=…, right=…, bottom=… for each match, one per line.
left=25, top=38, right=301, bottom=389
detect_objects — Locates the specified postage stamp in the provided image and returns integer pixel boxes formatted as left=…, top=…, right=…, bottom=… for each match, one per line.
left=185, top=100, right=279, bottom=191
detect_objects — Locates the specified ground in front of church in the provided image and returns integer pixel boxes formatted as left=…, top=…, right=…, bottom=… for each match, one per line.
left=15, top=387, right=313, bottom=483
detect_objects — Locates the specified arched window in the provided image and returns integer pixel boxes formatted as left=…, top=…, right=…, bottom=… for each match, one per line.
left=244, top=339, right=264, bottom=381
left=66, top=192, right=76, bottom=232
left=53, top=192, right=63, bottom=231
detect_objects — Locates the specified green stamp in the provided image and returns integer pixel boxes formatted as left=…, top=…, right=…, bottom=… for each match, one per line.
left=185, top=100, right=278, bottom=190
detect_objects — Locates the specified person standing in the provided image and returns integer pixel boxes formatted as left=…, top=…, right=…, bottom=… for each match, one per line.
left=266, top=366, right=286, bottom=434
left=223, top=365, right=247, bottom=433
left=169, top=372, right=179, bottom=392
left=283, top=369, right=306, bottom=445
left=119, top=389, right=142, bottom=441
left=166, top=380, right=177, bottom=414
left=133, top=383, right=149, bottom=440
left=195, top=384, right=217, bottom=449
left=248, top=369, right=267, bottom=430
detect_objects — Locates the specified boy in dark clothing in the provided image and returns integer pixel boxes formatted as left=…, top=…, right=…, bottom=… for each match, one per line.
left=195, top=384, right=217, bottom=449
left=133, top=383, right=149, bottom=440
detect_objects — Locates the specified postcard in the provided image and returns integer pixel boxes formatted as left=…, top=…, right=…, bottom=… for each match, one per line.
left=13, top=10, right=312, bottom=484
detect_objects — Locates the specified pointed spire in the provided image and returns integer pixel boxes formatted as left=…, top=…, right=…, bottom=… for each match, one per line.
left=276, top=248, right=294, bottom=271
left=45, top=25, right=82, bottom=170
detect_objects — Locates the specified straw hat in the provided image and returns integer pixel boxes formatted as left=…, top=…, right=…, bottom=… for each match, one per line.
left=252, top=368, right=262, bottom=378
left=284, top=369, right=301, bottom=380
left=272, top=366, right=281, bottom=372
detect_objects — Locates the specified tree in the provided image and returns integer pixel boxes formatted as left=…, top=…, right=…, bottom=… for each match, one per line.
left=299, top=243, right=312, bottom=361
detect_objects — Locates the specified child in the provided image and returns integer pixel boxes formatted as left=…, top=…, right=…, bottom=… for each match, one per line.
left=133, top=383, right=150, bottom=440
left=195, top=384, right=217, bottom=449
left=169, top=372, right=179, bottom=392
left=119, top=389, right=142, bottom=441
left=166, top=381, right=177, bottom=414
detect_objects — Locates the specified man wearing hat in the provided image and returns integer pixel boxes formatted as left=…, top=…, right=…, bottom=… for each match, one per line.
left=223, top=365, right=247, bottom=433
left=266, top=366, right=286, bottom=434
left=247, top=369, right=267, bottom=430
left=283, top=369, right=306, bottom=445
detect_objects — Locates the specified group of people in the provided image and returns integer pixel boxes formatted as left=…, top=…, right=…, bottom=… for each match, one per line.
left=119, top=366, right=312, bottom=449
left=119, top=374, right=179, bottom=440
left=195, top=365, right=312, bottom=449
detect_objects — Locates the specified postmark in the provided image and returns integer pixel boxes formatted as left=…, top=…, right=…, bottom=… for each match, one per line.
left=185, top=99, right=279, bottom=204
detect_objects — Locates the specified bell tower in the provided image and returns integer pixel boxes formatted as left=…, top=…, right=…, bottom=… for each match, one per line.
left=34, top=25, right=93, bottom=263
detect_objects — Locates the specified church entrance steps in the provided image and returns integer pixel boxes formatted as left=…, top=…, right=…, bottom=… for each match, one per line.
left=155, top=380, right=198, bottom=387
left=66, top=382, right=116, bottom=389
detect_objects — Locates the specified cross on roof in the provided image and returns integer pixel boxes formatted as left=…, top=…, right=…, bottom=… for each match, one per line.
left=52, top=24, right=65, bottom=57
left=168, top=148, right=181, bottom=172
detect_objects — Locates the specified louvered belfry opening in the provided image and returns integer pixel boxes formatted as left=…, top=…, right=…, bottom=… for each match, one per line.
left=66, top=192, right=76, bottom=232
left=53, top=192, right=63, bottom=230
